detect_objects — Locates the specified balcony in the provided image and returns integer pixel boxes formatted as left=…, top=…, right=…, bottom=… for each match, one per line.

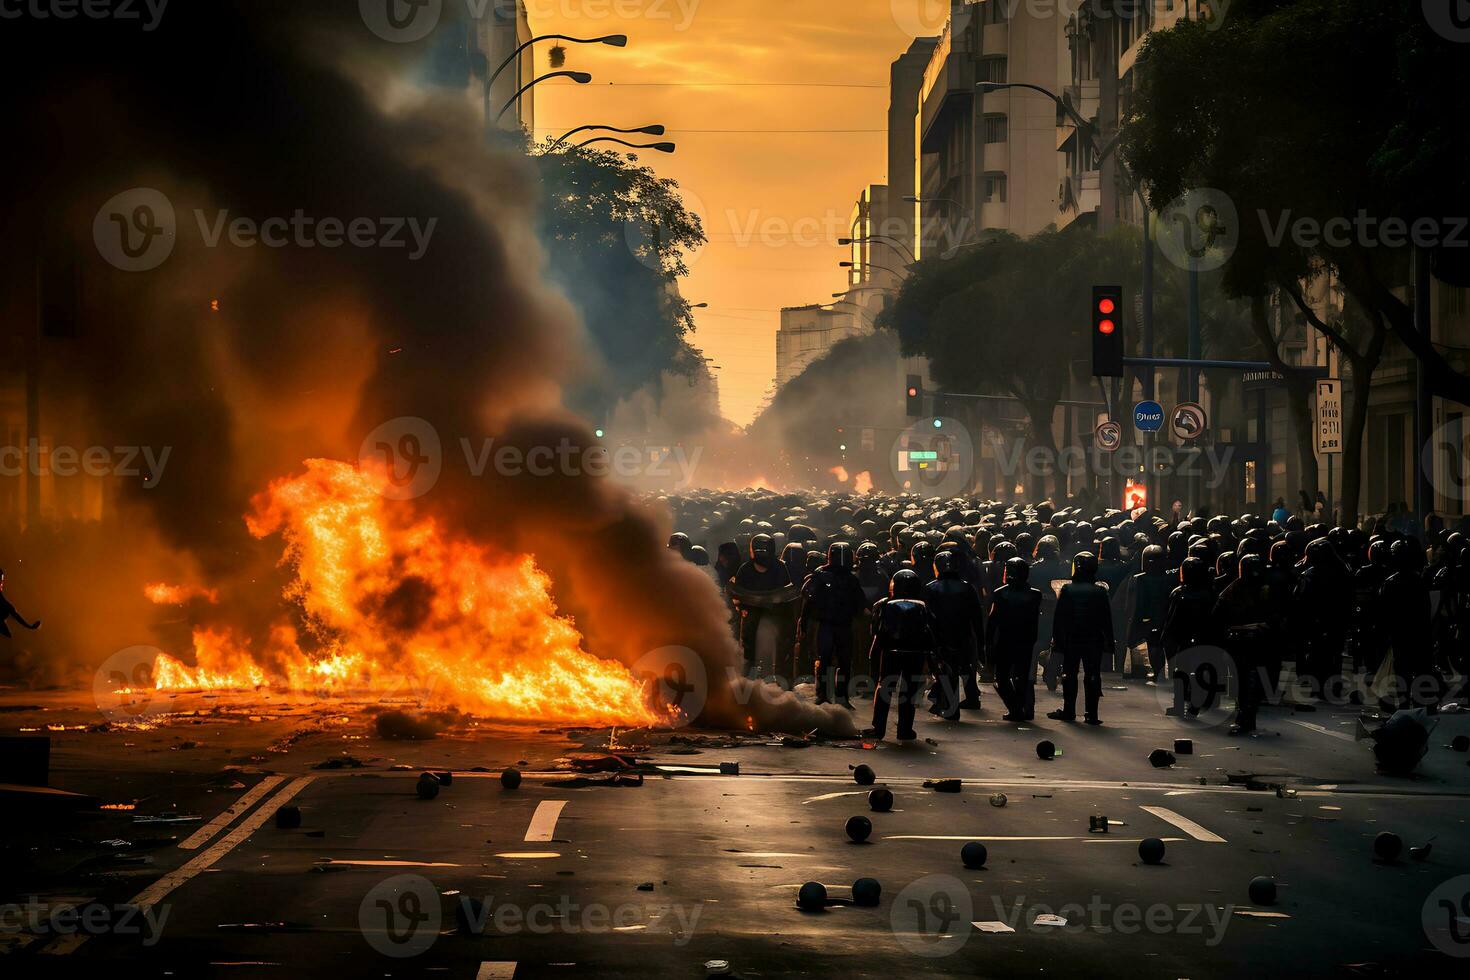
left=920, top=54, right=975, bottom=153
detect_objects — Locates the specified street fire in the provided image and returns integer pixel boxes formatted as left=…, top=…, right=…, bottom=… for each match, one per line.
left=146, top=459, right=666, bottom=728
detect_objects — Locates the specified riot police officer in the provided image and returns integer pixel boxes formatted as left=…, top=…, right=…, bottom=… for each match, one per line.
left=1048, top=552, right=1116, bottom=725
left=729, top=534, right=795, bottom=678
left=862, top=569, right=937, bottom=742
left=924, top=549, right=986, bottom=719
left=987, top=557, right=1042, bottom=721
left=797, top=543, right=870, bottom=708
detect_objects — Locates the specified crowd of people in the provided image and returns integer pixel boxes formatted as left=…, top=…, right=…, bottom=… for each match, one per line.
left=662, top=491, right=1470, bottom=742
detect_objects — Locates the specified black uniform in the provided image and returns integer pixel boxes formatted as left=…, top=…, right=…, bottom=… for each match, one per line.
left=799, top=564, right=869, bottom=706
left=1213, top=564, right=1272, bottom=733
left=988, top=581, right=1042, bottom=720
left=1127, top=570, right=1171, bottom=679
left=1050, top=574, right=1115, bottom=723
left=865, top=595, right=937, bottom=741
left=923, top=571, right=986, bottom=719
left=731, top=559, right=793, bottom=677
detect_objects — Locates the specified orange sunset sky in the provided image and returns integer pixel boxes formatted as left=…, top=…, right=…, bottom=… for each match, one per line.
left=529, top=0, right=948, bottom=424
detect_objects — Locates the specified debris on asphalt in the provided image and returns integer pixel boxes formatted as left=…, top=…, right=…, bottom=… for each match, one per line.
left=1089, top=815, right=1110, bottom=834
left=1036, top=739, right=1056, bottom=761
left=797, top=881, right=828, bottom=911
left=1173, top=739, right=1194, bottom=755
left=846, top=815, right=873, bottom=843
left=1139, top=837, right=1166, bottom=864
left=923, top=778, right=962, bottom=793
left=546, top=773, right=644, bottom=788
left=637, top=882, right=654, bottom=891
left=720, top=762, right=740, bottom=775
left=373, top=709, right=451, bottom=740
left=1410, top=841, right=1433, bottom=861
left=1033, top=913, right=1068, bottom=928
left=416, top=772, right=441, bottom=799
left=851, top=877, right=881, bottom=907
left=314, top=756, right=365, bottom=770
left=704, top=960, right=732, bottom=976
left=1360, top=708, right=1435, bottom=775
left=1148, top=748, right=1176, bottom=768
left=456, top=897, right=485, bottom=935
left=851, top=764, right=875, bottom=786
left=961, top=841, right=987, bottom=868
left=435, top=771, right=453, bottom=786
left=868, top=788, right=894, bottom=812
left=1451, top=735, right=1469, bottom=753
left=1373, top=831, right=1403, bottom=862
left=132, top=813, right=201, bottom=825
left=274, top=805, right=302, bottom=829
left=989, top=793, right=1007, bottom=808
left=1249, top=876, right=1278, bottom=905
left=501, top=767, right=522, bottom=789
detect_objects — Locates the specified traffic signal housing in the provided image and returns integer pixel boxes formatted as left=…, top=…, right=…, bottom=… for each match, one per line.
left=1092, top=285, right=1124, bottom=377
left=905, top=374, right=923, bottom=417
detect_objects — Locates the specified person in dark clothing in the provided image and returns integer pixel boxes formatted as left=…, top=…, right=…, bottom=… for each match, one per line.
left=1214, top=554, right=1273, bottom=735
left=989, top=557, right=1042, bottom=721
left=1032, top=536, right=1069, bottom=692
left=1439, top=548, right=1470, bottom=676
left=1294, top=538, right=1352, bottom=699
left=1379, top=540, right=1436, bottom=711
left=983, top=540, right=1018, bottom=602
left=1048, top=552, right=1116, bottom=724
left=0, top=569, right=41, bottom=639
left=923, top=549, right=987, bottom=719
left=862, top=569, right=937, bottom=742
left=1161, top=557, right=1216, bottom=716
left=1126, top=545, right=1171, bottom=680
left=879, top=522, right=910, bottom=578
left=1349, top=539, right=1392, bottom=677
left=1097, top=537, right=1132, bottom=666
left=1262, top=540, right=1299, bottom=697
left=797, top=543, right=870, bottom=708
left=908, top=540, right=937, bottom=587
left=729, top=534, right=796, bottom=679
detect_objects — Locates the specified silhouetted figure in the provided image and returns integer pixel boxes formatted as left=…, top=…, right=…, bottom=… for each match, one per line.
left=1048, top=553, right=1115, bottom=725
left=924, top=549, right=986, bottom=719
left=0, top=569, right=41, bottom=639
left=988, top=557, right=1042, bottom=721
left=862, top=570, right=937, bottom=742
left=797, top=543, right=869, bottom=708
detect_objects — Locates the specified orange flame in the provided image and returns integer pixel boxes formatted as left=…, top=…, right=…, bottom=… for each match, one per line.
left=144, top=582, right=219, bottom=605
left=151, top=459, right=664, bottom=727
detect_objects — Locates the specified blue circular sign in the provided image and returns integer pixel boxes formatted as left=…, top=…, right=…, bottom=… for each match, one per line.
left=1134, top=401, right=1165, bottom=432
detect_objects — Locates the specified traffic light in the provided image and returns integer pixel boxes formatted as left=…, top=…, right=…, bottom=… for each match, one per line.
left=905, top=375, right=923, bottom=417
left=1091, top=285, right=1124, bottom=377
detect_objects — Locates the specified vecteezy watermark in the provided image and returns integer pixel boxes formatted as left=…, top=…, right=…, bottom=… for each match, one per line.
left=891, top=1, right=1227, bottom=39
left=93, top=645, right=172, bottom=722
left=890, top=875, right=973, bottom=958
left=1424, top=875, right=1470, bottom=958
left=357, top=417, right=705, bottom=500
left=0, top=899, right=170, bottom=947
left=93, top=188, right=437, bottom=272
left=0, top=441, right=170, bottom=488
left=889, top=419, right=974, bottom=499
left=0, top=0, right=168, bottom=30
left=978, top=895, right=1233, bottom=945
left=1258, top=210, right=1470, bottom=251
left=359, top=0, right=702, bottom=44
left=1424, top=0, right=1470, bottom=43
left=360, top=874, right=441, bottom=958
left=1422, top=418, right=1470, bottom=503
left=358, top=875, right=703, bottom=957
left=632, top=645, right=708, bottom=729
left=1156, top=187, right=1240, bottom=272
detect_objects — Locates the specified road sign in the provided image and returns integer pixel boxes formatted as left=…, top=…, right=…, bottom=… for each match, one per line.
left=1316, top=379, right=1343, bottom=454
left=1094, top=420, right=1123, bottom=452
left=1172, top=402, right=1207, bottom=440
left=1134, top=400, right=1164, bottom=432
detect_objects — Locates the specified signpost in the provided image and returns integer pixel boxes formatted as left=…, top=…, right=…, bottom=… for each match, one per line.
left=1316, top=380, right=1343, bottom=454
left=1094, top=420, right=1123, bottom=452
left=1172, top=402, right=1207, bottom=440
left=1134, top=400, right=1164, bottom=432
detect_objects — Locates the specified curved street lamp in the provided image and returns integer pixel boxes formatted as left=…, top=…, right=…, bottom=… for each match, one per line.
left=840, top=259, right=907, bottom=279
left=496, top=71, right=592, bottom=125
left=484, top=33, right=626, bottom=128
left=555, top=123, right=665, bottom=145
left=577, top=137, right=676, bottom=154
left=839, top=234, right=917, bottom=264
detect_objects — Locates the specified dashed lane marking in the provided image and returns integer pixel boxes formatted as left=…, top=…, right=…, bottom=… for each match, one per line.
left=524, top=800, right=568, bottom=842
left=1139, top=805, right=1228, bottom=843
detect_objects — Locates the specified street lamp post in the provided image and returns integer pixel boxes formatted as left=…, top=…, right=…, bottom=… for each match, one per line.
left=495, top=71, right=592, bottom=126
left=839, top=234, right=917, bottom=265
left=554, top=123, right=665, bottom=145
left=484, top=33, right=626, bottom=133
left=576, top=137, right=676, bottom=154
left=840, top=260, right=907, bottom=280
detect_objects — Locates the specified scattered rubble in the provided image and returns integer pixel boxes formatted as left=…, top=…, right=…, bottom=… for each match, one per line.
left=845, top=815, right=872, bottom=843
left=1139, top=838, right=1166, bottom=864
left=868, top=789, right=893, bottom=813
left=851, top=764, right=875, bottom=786
left=501, top=767, right=522, bottom=789
left=961, top=841, right=987, bottom=869
left=1036, top=740, right=1056, bottom=761
left=1249, top=876, right=1278, bottom=905
left=851, top=877, right=881, bottom=907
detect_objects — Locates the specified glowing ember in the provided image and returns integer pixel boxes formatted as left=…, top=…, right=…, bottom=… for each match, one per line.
left=144, top=582, right=219, bottom=605
left=150, top=459, right=665, bottom=727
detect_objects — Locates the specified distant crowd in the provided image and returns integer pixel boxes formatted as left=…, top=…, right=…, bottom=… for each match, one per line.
left=661, top=491, right=1469, bottom=740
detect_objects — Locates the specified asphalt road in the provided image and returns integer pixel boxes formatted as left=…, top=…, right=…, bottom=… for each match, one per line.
left=5, top=679, right=1470, bottom=978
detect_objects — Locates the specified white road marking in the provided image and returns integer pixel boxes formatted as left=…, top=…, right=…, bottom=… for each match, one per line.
left=883, top=835, right=1185, bottom=843
left=40, top=775, right=316, bottom=956
left=477, top=964, right=518, bottom=980
left=801, top=791, right=868, bottom=804
left=524, top=800, right=568, bottom=842
left=1140, top=805, right=1228, bottom=843
left=1288, top=719, right=1356, bottom=742
left=178, top=774, right=287, bottom=850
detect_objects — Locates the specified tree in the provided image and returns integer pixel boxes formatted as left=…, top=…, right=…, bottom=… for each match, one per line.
left=1121, top=0, right=1470, bottom=519
left=532, top=142, right=707, bottom=419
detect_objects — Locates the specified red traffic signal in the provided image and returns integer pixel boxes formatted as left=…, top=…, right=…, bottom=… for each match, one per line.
left=1091, top=285, right=1124, bottom=377
left=905, top=374, right=923, bottom=417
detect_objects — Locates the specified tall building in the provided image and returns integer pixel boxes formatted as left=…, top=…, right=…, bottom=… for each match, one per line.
left=915, top=0, right=1068, bottom=257
left=775, top=304, right=865, bottom=388
left=886, top=38, right=938, bottom=266
left=473, top=0, right=535, bottom=133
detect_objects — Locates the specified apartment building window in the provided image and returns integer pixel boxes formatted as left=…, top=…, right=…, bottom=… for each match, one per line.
left=980, top=0, right=1009, bottom=25
left=982, top=114, right=1008, bottom=144
left=982, top=172, right=1007, bottom=204
left=979, top=57, right=1007, bottom=84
